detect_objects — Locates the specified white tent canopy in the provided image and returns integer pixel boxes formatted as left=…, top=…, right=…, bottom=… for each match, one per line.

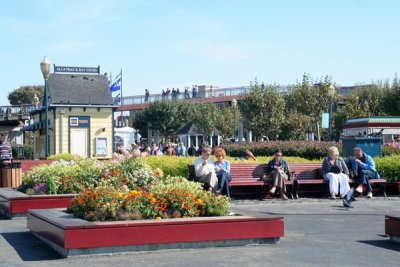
left=114, top=126, right=139, bottom=149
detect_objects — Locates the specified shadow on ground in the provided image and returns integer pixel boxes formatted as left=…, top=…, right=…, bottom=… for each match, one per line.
left=1, top=232, right=62, bottom=261
left=358, top=239, right=400, bottom=252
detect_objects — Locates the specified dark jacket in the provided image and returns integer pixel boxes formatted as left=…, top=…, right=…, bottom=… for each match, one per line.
left=321, top=156, right=349, bottom=179
left=266, top=159, right=291, bottom=178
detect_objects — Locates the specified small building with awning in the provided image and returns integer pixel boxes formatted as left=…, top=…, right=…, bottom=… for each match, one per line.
left=341, top=116, right=400, bottom=143
left=177, top=122, right=222, bottom=148
left=22, top=66, right=118, bottom=159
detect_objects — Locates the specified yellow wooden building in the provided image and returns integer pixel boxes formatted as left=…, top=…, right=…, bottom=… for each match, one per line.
left=24, top=67, right=117, bottom=159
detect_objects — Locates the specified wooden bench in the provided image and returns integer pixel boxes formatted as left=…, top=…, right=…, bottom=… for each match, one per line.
left=188, top=163, right=387, bottom=198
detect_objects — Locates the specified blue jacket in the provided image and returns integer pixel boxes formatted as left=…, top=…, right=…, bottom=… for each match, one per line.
left=349, top=153, right=380, bottom=178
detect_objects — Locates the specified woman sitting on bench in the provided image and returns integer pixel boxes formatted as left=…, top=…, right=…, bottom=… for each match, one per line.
left=214, top=148, right=231, bottom=196
left=321, top=146, right=350, bottom=200
left=267, top=149, right=291, bottom=200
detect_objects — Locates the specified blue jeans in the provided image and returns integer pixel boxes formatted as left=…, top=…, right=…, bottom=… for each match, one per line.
left=358, top=169, right=379, bottom=192
left=216, top=172, right=231, bottom=196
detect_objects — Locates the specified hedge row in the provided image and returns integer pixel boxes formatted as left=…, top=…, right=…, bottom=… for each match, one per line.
left=223, top=141, right=341, bottom=160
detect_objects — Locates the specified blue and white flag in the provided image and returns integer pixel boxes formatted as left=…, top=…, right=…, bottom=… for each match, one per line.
left=113, top=93, right=121, bottom=105
left=110, top=77, right=121, bottom=92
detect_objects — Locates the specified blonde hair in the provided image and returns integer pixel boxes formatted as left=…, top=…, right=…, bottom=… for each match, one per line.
left=328, top=146, right=339, bottom=155
left=202, top=147, right=212, bottom=155
left=214, top=147, right=226, bottom=158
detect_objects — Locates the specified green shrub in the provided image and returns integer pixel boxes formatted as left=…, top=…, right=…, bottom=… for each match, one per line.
left=11, top=144, right=34, bottom=159
left=375, top=155, right=400, bottom=182
left=48, top=153, right=83, bottom=161
left=223, top=141, right=341, bottom=160
left=381, top=146, right=400, bottom=157
left=142, top=156, right=195, bottom=177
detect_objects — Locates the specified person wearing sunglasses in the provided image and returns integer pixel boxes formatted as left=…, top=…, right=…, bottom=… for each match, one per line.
left=266, top=149, right=291, bottom=200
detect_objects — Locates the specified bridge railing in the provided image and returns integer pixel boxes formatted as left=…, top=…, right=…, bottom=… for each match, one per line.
left=120, top=85, right=291, bottom=106
left=0, top=104, right=36, bottom=118
left=121, top=86, right=252, bottom=105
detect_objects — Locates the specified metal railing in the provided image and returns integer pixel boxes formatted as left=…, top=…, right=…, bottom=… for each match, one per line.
left=121, top=85, right=292, bottom=105
left=0, top=104, right=36, bottom=118
left=121, top=86, right=251, bottom=105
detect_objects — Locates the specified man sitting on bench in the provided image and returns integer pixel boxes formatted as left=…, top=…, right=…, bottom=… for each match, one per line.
left=350, top=147, right=380, bottom=198
left=194, top=147, right=218, bottom=192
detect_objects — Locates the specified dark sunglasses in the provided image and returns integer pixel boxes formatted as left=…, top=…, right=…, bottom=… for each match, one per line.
left=275, top=154, right=282, bottom=157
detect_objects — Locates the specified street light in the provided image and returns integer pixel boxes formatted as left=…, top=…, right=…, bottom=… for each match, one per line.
left=232, top=98, right=237, bottom=143
left=40, top=56, right=51, bottom=158
left=327, top=84, right=335, bottom=141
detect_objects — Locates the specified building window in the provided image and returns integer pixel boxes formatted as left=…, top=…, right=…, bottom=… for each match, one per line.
left=70, top=117, right=79, bottom=126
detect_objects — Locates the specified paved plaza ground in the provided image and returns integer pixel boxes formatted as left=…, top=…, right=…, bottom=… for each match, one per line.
left=0, top=196, right=399, bottom=267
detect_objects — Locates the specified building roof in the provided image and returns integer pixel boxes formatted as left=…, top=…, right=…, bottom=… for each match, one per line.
left=343, top=116, right=400, bottom=129
left=48, top=73, right=113, bottom=105
left=177, top=121, right=221, bottom=135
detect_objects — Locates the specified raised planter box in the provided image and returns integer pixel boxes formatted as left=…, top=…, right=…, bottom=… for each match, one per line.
left=28, top=208, right=284, bottom=257
left=385, top=215, right=400, bottom=243
left=0, top=188, right=75, bottom=218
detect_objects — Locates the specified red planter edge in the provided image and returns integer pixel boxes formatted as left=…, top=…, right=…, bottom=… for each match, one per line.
left=385, top=215, right=400, bottom=243
left=0, top=188, right=75, bottom=218
left=27, top=208, right=284, bottom=257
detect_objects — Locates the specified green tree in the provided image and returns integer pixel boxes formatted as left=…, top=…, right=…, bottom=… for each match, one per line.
left=285, top=74, right=333, bottom=141
left=132, top=100, right=191, bottom=140
left=191, top=102, right=217, bottom=138
left=383, top=75, right=400, bottom=116
left=240, top=81, right=285, bottom=140
left=214, top=105, right=239, bottom=142
left=8, top=85, right=44, bottom=105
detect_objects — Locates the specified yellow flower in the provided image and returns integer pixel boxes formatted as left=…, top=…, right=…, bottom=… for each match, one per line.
left=196, top=198, right=203, bottom=206
left=153, top=168, right=164, bottom=178
left=155, top=216, right=162, bottom=220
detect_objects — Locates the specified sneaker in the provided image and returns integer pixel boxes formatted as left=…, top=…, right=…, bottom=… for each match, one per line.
left=343, top=199, right=353, bottom=208
left=367, top=192, right=373, bottom=198
left=330, top=192, right=336, bottom=200
left=355, top=185, right=363, bottom=194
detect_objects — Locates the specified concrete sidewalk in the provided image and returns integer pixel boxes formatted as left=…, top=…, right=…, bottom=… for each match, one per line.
left=0, top=196, right=399, bottom=267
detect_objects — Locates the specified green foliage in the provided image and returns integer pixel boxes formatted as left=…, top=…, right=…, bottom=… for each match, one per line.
left=191, top=102, right=218, bottom=137
left=240, top=80, right=285, bottom=140
left=8, top=85, right=44, bottom=105
left=214, top=105, right=239, bottom=141
left=224, top=141, right=341, bottom=160
left=375, top=155, right=400, bottom=182
left=140, top=99, right=191, bottom=139
left=142, top=156, right=194, bottom=177
left=381, top=146, right=400, bottom=157
left=11, top=144, right=34, bottom=159
left=48, top=153, right=83, bottom=161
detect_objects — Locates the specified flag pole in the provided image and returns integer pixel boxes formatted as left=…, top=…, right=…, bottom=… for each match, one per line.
left=120, top=68, right=123, bottom=127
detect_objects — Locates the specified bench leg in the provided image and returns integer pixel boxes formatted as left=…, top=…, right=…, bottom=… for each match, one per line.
left=380, top=182, right=387, bottom=197
left=292, top=180, right=299, bottom=199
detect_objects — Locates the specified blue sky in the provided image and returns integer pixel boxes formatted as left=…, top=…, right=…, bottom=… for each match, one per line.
left=1, top=0, right=399, bottom=105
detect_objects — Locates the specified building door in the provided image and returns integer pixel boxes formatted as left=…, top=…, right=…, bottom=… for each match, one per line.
left=71, top=129, right=88, bottom=157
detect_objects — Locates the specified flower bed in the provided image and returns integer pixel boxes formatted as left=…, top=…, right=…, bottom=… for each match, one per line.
left=28, top=208, right=284, bottom=257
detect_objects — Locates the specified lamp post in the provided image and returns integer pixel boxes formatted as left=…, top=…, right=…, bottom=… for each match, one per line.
left=232, top=98, right=237, bottom=143
left=327, top=84, right=335, bottom=141
left=40, top=56, right=51, bottom=158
